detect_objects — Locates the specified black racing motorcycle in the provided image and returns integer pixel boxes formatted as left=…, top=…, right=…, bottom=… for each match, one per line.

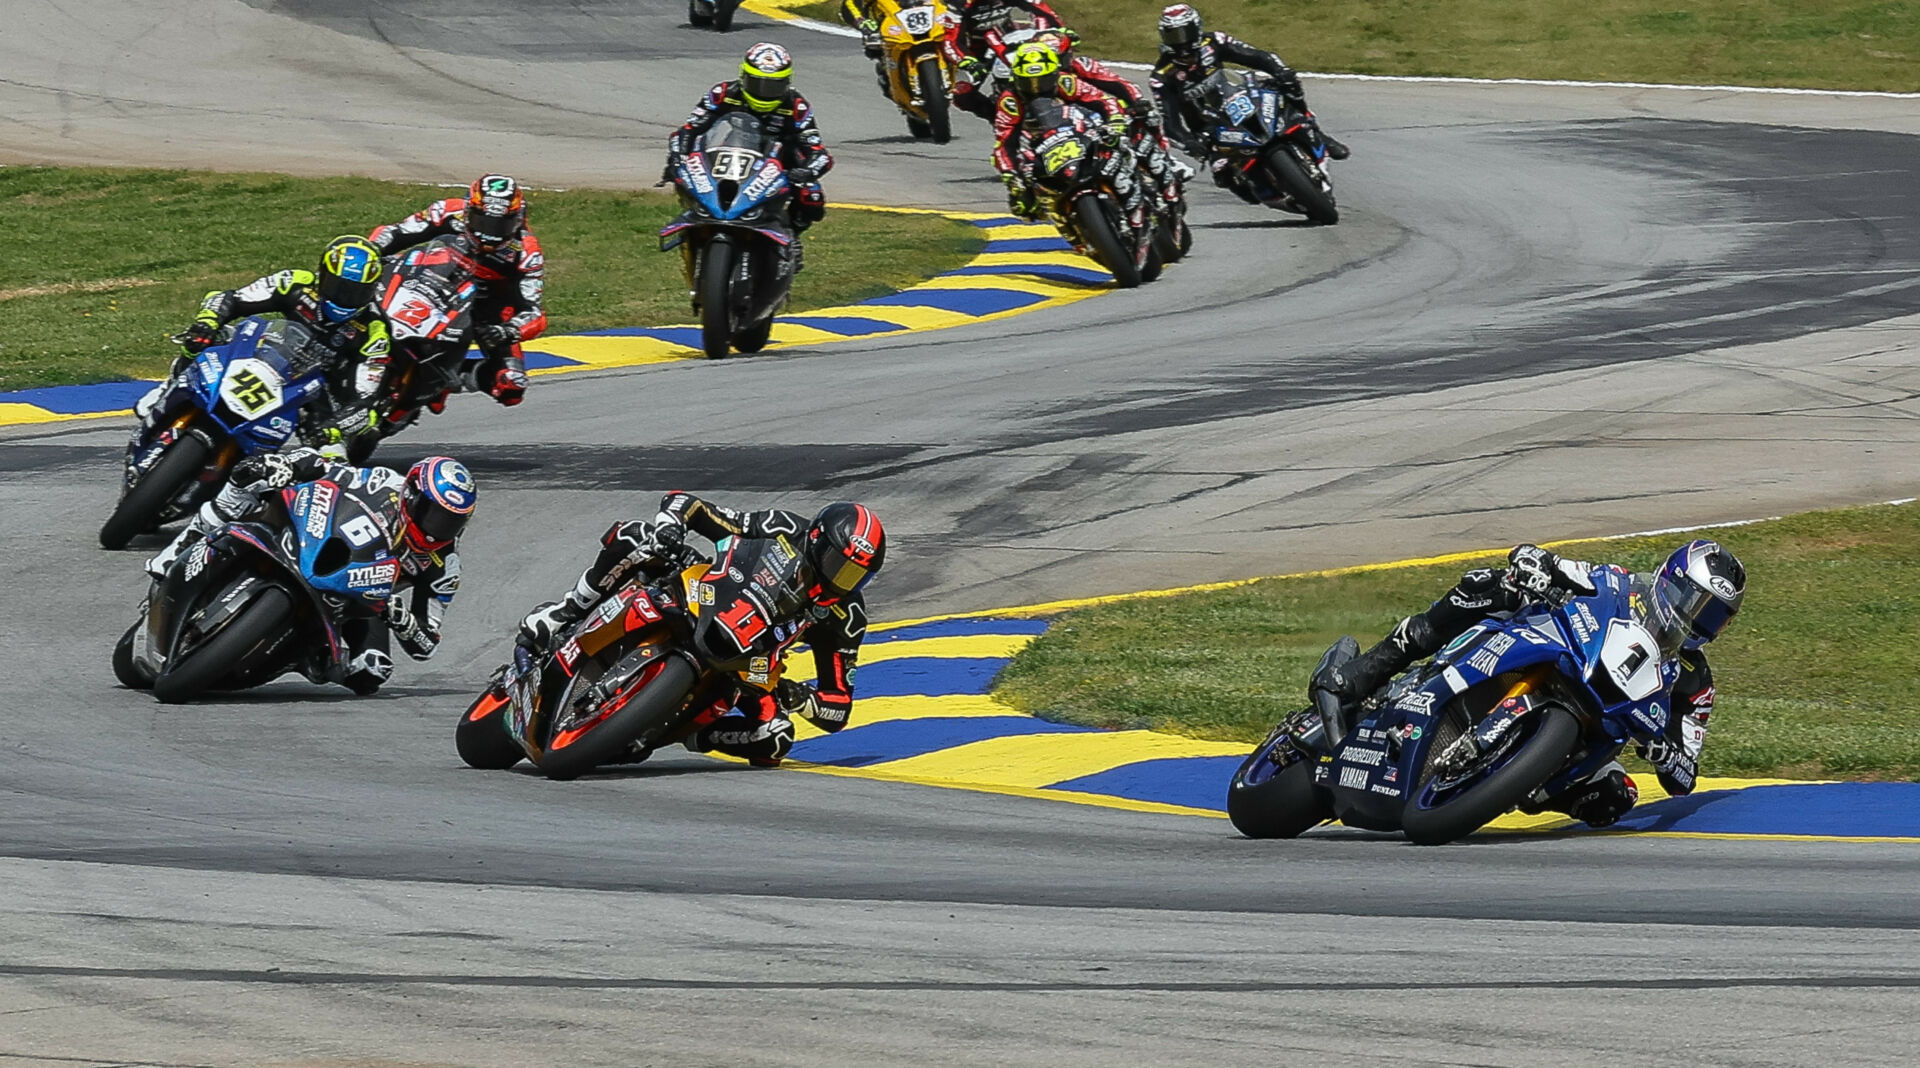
left=688, top=0, right=743, bottom=31
left=1190, top=69, right=1338, bottom=224
left=662, top=113, right=801, bottom=359
left=1023, top=97, right=1163, bottom=289
left=361, top=234, right=484, bottom=461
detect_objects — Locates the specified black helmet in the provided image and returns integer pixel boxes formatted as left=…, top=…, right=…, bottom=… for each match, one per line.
left=1649, top=539, right=1745, bottom=651
left=462, top=174, right=526, bottom=249
left=1159, top=3, right=1203, bottom=53
left=805, top=502, right=886, bottom=599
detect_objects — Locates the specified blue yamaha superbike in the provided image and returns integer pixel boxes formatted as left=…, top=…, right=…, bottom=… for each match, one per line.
left=100, top=318, right=333, bottom=550
left=660, top=113, right=800, bottom=360
left=113, top=472, right=401, bottom=704
left=1195, top=69, right=1338, bottom=224
left=1228, top=566, right=1679, bottom=844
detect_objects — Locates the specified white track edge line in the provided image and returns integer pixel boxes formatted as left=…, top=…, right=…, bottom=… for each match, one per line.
left=756, top=9, right=1920, bottom=100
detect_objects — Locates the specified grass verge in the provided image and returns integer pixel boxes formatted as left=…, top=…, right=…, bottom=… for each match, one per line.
left=1, top=167, right=984, bottom=391
left=797, top=0, right=1919, bottom=93
left=993, top=500, right=1920, bottom=781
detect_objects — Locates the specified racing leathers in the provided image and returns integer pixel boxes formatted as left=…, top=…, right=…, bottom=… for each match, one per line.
left=991, top=79, right=1144, bottom=222
left=132, top=270, right=394, bottom=451
left=667, top=82, right=834, bottom=240
left=1313, top=545, right=1715, bottom=828
left=1151, top=31, right=1349, bottom=197
left=1066, top=54, right=1189, bottom=197
left=368, top=199, right=547, bottom=406
left=144, top=448, right=461, bottom=694
left=951, top=0, right=1063, bottom=120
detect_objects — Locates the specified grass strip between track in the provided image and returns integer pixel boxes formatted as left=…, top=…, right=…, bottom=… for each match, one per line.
left=785, top=0, right=1919, bottom=94
left=990, top=500, right=1920, bottom=784
left=0, top=166, right=984, bottom=391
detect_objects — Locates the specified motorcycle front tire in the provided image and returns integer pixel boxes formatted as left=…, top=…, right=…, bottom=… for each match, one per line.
left=1074, top=196, right=1142, bottom=289
left=699, top=240, right=738, bottom=360
left=1401, top=705, right=1581, bottom=846
left=99, top=434, right=212, bottom=550
left=152, top=585, right=294, bottom=705
left=917, top=60, right=952, bottom=144
left=112, top=620, right=155, bottom=691
left=713, top=0, right=736, bottom=31
left=540, top=656, right=697, bottom=781
left=1227, top=754, right=1331, bottom=839
left=456, top=684, right=526, bottom=769
left=1264, top=145, right=1338, bottom=224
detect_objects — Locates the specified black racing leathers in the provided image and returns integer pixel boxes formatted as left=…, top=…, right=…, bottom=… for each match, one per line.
left=1151, top=32, right=1306, bottom=155
left=668, top=84, right=833, bottom=232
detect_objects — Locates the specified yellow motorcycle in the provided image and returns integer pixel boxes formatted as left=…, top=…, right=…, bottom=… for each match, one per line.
left=842, top=0, right=959, bottom=143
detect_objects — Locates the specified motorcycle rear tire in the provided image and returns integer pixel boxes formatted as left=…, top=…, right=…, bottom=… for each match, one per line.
left=456, top=684, right=525, bottom=769
left=99, top=435, right=212, bottom=550
left=1153, top=211, right=1190, bottom=265
left=713, top=0, right=735, bottom=31
left=112, top=620, right=154, bottom=691
left=1074, top=197, right=1141, bottom=289
left=540, top=656, right=697, bottom=781
left=1264, top=145, right=1338, bottom=225
left=1142, top=243, right=1164, bottom=284
left=688, top=0, right=712, bottom=27
left=152, top=585, right=294, bottom=705
left=1401, top=705, right=1580, bottom=846
left=918, top=61, right=952, bottom=144
left=699, top=241, right=738, bottom=360
left=1227, top=755, right=1331, bottom=839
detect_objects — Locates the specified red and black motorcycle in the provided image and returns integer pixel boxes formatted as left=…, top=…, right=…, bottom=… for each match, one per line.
left=457, top=532, right=817, bottom=780
left=349, top=234, right=484, bottom=462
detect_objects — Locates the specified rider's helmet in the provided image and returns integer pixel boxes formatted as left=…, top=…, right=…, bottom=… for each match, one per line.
left=804, top=502, right=886, bottom=600
left=1034, top=29, right=1074, bottom=62
left=461, top=174, right=526, bottom=251
left=1008, top=42, right=1062, bottom=100
left=1648, top=539, right=1746, bottom=652
left=1158, top=4, right=1204, bottom=55
left=402, top=456, right=478, bottom=551
left=316, top=236, right=383, bottom=324
left=740, top=43, right=795, bottom=114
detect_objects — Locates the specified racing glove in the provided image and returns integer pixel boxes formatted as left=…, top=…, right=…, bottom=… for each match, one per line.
left=1557, top=767, right=1638, bottom=828
left=474, top=323, right=519, bottom=350
left=777, top=678, right=850, bottom=734
left=788, top=164, right=818, bottom=187
left=178, top=320, right=220, bottom=354
left=230, top=453, right=296, bottom=494
left=1505, top=545, right=1596, bottom=598
left=386, top=598, right=435, bottom=660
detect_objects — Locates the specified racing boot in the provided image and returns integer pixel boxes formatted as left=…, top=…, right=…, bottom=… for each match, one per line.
left=1311, top=615, right=1436, bottom=707
left=687, top=712, right=796, bottom=768
left=1523, top=762, right=1638, bottom=827
left=142, top=484, right=250, bottom=578
left=518, top=587, right=593, bottom=654
left=341, top=648, right=394, bottom=696
left=1316, top=124, right=1351, bottom=161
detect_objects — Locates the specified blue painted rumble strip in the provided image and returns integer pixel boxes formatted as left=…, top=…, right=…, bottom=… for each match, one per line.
left=776, top=314, right=911, bottom=336
left=864, top=288, right=1047, bottom=316
left=1, top=380, right=155, bottom=413
left=520, top=351, right=584, bottom=370
left=871, top=617, right=1052, bottom=643
left=983, top=237, right=1077, bottom=254
left=949, top=264, right=1113, bottom=286
left=848, top=656, right=1013, bottom=698
left=1608, top=782, right=1920, bottom=838
left=793, top=715, right=1093, bottom=768
left=1047, top=756, right=1246, bottom=812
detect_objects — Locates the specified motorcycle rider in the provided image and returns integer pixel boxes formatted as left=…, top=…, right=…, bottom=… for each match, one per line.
left=1150, top=4, right=1351, bottom=201
left=517, top=493, right=886, bottom=768
left=991, top=42, right=1145, bottom=223
left=666, top=43, right=833, bottom=251
left=1033, top=28, right=1193, bottom=191
left=144, top=449, right=477, bottom=694
left=951, top=0, right=1064, bottom=120
left=131, top=236, right=391, bottom=452
left=1313, top=541, right=1746, bottom=828
left=367, top=174, right=545, bottom=408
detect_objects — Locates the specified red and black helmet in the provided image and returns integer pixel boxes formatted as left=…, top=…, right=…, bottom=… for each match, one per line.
left=805, top=502, right=886, bottom=599
left=462, top=174, right=526, bottom=249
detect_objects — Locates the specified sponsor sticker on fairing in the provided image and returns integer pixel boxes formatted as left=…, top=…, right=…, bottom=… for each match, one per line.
left=305, top=483, right=335, bottom=538
left=1339, top=766, right=1370, bottom=790
left=1344, top=747, right=1385, bottom=767
left=346, top=561, right=397, bottom=589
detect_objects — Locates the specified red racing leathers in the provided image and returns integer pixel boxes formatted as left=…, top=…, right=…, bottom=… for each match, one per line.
left=990, top=76, right=1130, bottom=218
left=952, top=0, right=1063, bottom=119
left=368, top=199, right=546, bottom=405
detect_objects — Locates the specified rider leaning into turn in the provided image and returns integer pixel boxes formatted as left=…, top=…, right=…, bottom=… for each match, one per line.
left=667, top=43, right=834, bottom=246
left=518, top=492, right=886, bottom=768
left=1313, top=541, right=1746, bottom=828
left=368, top=173, right=547, bottom=408
left=145, top=449, right=478, bottom=695
left=991, top=42, right=1145, bottom=222
left=133, top=236, right=391, bottom=451
left=1032, top=28, right=1192, bottom=188
left=1150, top=4, right=1350, bottom=195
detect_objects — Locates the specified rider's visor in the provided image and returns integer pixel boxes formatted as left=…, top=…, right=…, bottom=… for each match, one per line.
left=820, top=554, right=875, bottom=597
left=317, top=272, right=377, bottom=316
left=741, top=71, right=790, bottom=111
left=1655, top=570, right=1738, bottom=650
left=466, top=206, right=521, bottom=245
left=1159, top=22, right=1201, bottom=50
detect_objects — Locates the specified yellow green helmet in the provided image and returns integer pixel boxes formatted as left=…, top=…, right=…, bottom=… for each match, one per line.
left=317, top=235, right=382, bottom=323
left=1009, top=42, right=1062, bottom=99
left=741, top=42, right=794, bottom=113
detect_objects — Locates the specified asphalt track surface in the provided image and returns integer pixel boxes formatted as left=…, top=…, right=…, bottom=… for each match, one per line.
left=3, top=2, right=1920, bottom=1064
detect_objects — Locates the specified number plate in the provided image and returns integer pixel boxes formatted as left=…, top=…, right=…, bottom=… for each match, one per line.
left=899, top=5, right=934, bottom=34
left=219, top=358, right=285, bottom=417
left=1224, top=93, right=1256, bottom=124
left=710, top=148, right=760, bottom=182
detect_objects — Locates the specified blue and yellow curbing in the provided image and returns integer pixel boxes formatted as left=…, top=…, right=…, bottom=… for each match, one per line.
left=0, top=212, right=1104, bottom=427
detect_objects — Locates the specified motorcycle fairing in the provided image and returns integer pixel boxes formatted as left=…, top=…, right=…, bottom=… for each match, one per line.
left=503, top=582, right=685, bottom=760
left=287, top=480, right=399, bottom=605
left=182, top=318, right=327, bottom=452
left=660, top=153, right=796, bottom=249
left=1319, top=567, right=1680, bottom=827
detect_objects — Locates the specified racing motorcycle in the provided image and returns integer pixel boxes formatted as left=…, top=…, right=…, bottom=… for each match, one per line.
left=99, top=317, right=334, bottom=550
left=359, top=234, right=484, bottom=461
left=954, top=22, right=1044, bottom=121
left=457, top=532, right=807, bottom=781
left=112, top=472, right=401, bottom=704
left=1227, top=567, right=1683, bottom=844
left=1023, top=97, right=1162, bottom=288
left=1192, top=69, right=1338, bottom=224
left=661, top=113, right=800, bottom=360
left=870, top=0, right=959, bottom=143
left=688, top=0, right=743, bottom=32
